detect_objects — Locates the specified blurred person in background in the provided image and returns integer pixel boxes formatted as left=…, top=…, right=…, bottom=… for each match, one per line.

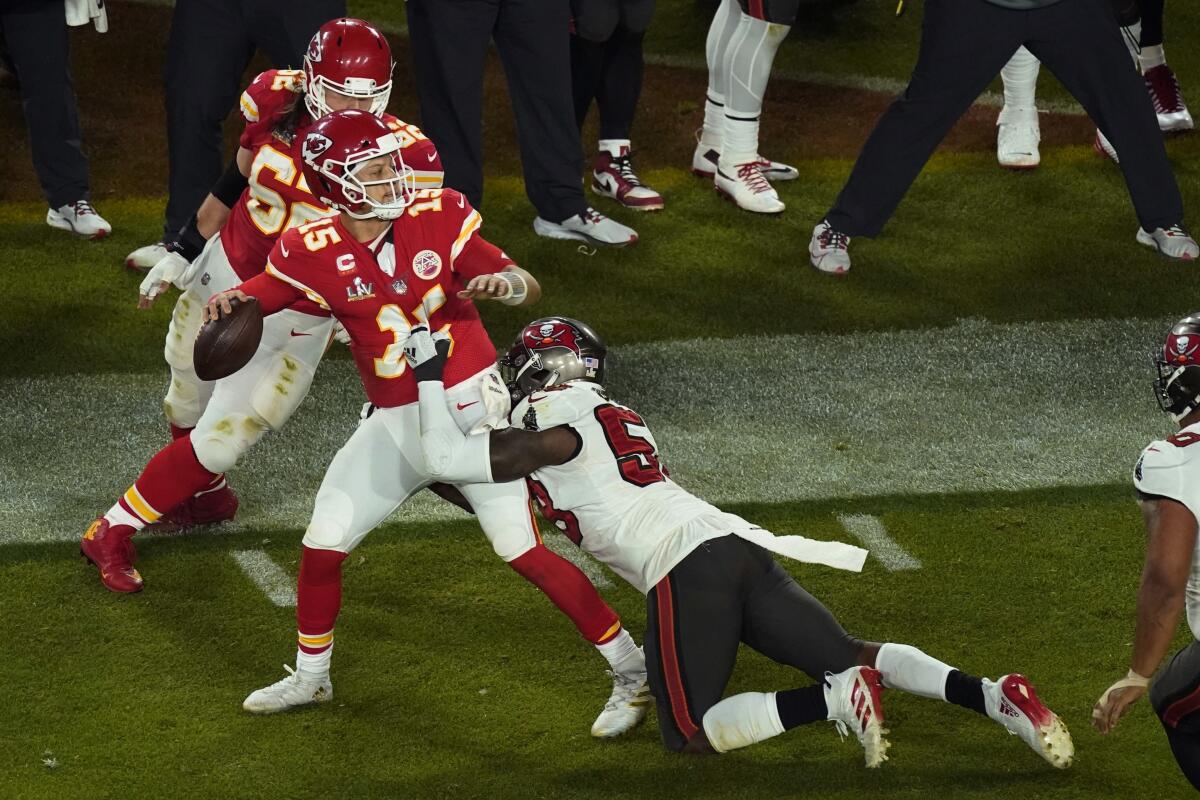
left=406, top=0, right=639, bottom=247
left=2, top=0, right=111, bottom=238
left=996, top=0, right=1191, bottom=170
left=570, top=0, right=663, bottom=212
left=124, top=0, right=344, bottom=271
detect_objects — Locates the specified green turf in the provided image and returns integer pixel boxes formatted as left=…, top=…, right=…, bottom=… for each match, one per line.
left=4, top=133, right=1199, bottom=378
left=1, top=486, right=1193, bottom=799
left=5, top=3, right=1200, bottom=797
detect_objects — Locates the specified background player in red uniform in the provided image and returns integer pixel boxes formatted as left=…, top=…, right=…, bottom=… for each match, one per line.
left=202, top=110, right=650, bottom=736
left=81, top=20, right=437, bottom=589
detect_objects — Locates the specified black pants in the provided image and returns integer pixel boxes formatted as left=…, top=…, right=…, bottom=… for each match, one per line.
left=406, top=0, right=587, bottom=222
left=826, top=0, right=1183, bottom=238
left=0, top=0, right=89, bottom=208
left=570, top=0, right=654, bottom=141
left=644, top=535, right=863, bottom=751
left=163, top=0, right=343, bottom=239
left=1150, top=639, right=1200, bottom=791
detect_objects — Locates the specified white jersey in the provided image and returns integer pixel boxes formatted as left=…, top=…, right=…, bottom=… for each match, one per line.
left=1133, top=421, right=1200, bottom=640
left=513, top=382, right=866, bottom=594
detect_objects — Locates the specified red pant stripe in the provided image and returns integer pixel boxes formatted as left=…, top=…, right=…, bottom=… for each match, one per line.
left=655, top=576, right=699, bottom=740
left=1165, top=684, right=1200, bottom=728
left=747, top=0, right=766, bottom=20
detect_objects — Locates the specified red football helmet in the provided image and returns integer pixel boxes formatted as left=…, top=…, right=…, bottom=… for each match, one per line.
left=300, top=109, right=415, bottom=220
left=303, top=18, right=393, bottom=120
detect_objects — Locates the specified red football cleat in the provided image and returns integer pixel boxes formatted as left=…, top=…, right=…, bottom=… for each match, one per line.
left=153, top=484, right=239, bottom=531
left=80, top=517, right=143, bottom=593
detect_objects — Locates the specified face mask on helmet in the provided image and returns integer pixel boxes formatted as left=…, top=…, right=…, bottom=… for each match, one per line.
left=304, top=78, right=392, bottom=119
left=305, top=129, right=415, bottom=220
left=500, top=318, right=607, bottom=402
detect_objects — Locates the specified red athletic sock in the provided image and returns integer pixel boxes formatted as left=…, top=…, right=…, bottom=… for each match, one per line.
left=102, top=435, right=218, bottom=533
left=169, top=424, right=192, bottom=441
left=295, top=546, right=347, bottom=674
left=508, top=545, right=620, bottom=644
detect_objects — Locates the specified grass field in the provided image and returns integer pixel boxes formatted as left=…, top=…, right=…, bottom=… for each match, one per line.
left=3, top=1, right=1200, bottom=797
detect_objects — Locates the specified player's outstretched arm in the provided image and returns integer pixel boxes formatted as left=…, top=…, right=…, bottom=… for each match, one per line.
left=405, top=328, right=577, bottom=483
left=1093, top=497, right=1197, bottom=734
left=456, top=266, right=541, bottom=307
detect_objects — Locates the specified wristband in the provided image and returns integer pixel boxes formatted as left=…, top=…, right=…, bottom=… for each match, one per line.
left=1125, top=669, right=1151, bottom=687
left=168, top=213, right=207, bottom=263
left=497, top=270, right=528, bottom=306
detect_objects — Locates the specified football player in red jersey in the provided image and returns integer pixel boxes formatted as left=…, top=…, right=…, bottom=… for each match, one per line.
left=80, top=20, right=440, bottom=588
left=202, top=110, right=650, bottom=736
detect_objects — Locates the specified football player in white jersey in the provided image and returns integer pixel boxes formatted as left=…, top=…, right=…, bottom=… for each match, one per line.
left=401, top=317, right=1074, bottom=768
left=1093, top=313, right=1200, bottom=790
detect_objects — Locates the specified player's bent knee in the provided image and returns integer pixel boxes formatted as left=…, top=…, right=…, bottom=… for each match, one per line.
left=492, top=531, right=537, bottom=563
left=302, top=517, right=353, bottom=553
left=191, top=412, right=268, bottom=473
left=163, top=376, right=205, bottom=429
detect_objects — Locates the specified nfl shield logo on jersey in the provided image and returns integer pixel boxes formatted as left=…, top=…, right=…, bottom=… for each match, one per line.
left=412, top=249, right=442, bottom=280
left=391, top=279, right=408, bottom=295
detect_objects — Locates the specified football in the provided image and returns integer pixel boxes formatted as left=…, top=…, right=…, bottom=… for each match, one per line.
left=193, top=296, right=263, bottom=381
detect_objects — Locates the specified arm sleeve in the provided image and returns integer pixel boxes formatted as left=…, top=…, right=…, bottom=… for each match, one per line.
left=453, top=232, right=517, bottom=280
left=417, top=382, right=494, bottom=483
left=238, top=270, right=303, bottom=316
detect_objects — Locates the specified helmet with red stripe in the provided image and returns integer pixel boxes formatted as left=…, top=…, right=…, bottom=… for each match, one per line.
left=1155, top=312, right=1200, bottom=420
left=500, top=317, right=608, bottom=402
left=303, top=18, right=393, bottom=120
left=300, top=109, right=414, bottom=220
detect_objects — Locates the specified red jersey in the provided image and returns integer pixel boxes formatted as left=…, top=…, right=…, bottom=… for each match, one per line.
left=243, top=188, right=515, bottom=408
left=221, top=69, right=444, bottom=283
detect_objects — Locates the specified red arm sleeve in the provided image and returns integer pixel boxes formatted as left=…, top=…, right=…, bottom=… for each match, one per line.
left=453, top=234, right=517, bottom=281
left=239, top=271, right=303, bottom=315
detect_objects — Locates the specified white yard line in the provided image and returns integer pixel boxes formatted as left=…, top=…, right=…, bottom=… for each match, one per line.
left=837, top=514, right=922, bottom=571
left=230, top=549, right=296, bottom=607
left=0, top=316, right=1174, bottom=545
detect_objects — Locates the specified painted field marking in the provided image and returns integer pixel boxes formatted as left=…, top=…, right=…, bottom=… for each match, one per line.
left=230, top=549, right=296, bottom=607
left=838, top=514, right=922, bottom=571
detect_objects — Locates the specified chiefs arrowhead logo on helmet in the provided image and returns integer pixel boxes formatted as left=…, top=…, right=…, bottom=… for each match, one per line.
left=301, top=133, right=333, bottom=164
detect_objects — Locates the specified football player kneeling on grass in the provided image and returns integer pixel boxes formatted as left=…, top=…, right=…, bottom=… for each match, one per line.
left=1093, top=313, right=1200, bottom=791
left=199, top=109, right=650, bottom=737
left=402, top=318, right=1075, bottom=766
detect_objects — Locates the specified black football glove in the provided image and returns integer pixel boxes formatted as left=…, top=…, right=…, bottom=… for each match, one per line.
left=404, top=326, right=452, bottom=382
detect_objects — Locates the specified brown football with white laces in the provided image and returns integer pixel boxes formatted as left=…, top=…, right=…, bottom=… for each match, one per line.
left=194, top=296, right=263, bottom=381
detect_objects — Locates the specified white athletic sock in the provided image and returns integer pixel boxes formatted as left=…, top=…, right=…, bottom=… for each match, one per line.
left=875, top=643, right=953, bottom=701
left=598, top=138, right=631, bottom=158
left=721, top=13, right=790, bottom=166
left=701, top=691, right=785, bottom=753
left=703, top=0, right=740, bottom=146
left=295, top=640, right=333, bottom=677
left=1141, top=43, right=1166, bottom=71
left=1000, top=46, right=1040, bottom=112
left=596, top=628, right=644, bottom=675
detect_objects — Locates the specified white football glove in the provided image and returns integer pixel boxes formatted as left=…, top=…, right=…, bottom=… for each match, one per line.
left=332, top=321, right=352, bottom=345
left=138, top=251, right=200, bottom=304
left=404, top=326, right=452, bottom=382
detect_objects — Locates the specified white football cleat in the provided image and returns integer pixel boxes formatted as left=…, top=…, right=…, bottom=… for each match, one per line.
left=825, top=666, right=890, bottom=768
left=714, top=160, right=785, bottom=214
left=691, top=136, right=798, bottom=182
left=591, top=669, right=652, bottom=738
left=809, top=220, right=852, bottom=275
left=1136, top=224, right=1199, bottom=261
left=126, top=242, right=169, bottom=274
left=983, top=674, right=1073, bottom=769
left=1144, top=64, right=1195, bottom=133
left=47, top=200, right=111, bottom=240
left=1093, top=129, right=1120, bottom=163
left=242, top=665, right=333, bottom=714
left=996, top=107, right=1041, bottom=170
left=533, top=208, right=638, bottom=247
